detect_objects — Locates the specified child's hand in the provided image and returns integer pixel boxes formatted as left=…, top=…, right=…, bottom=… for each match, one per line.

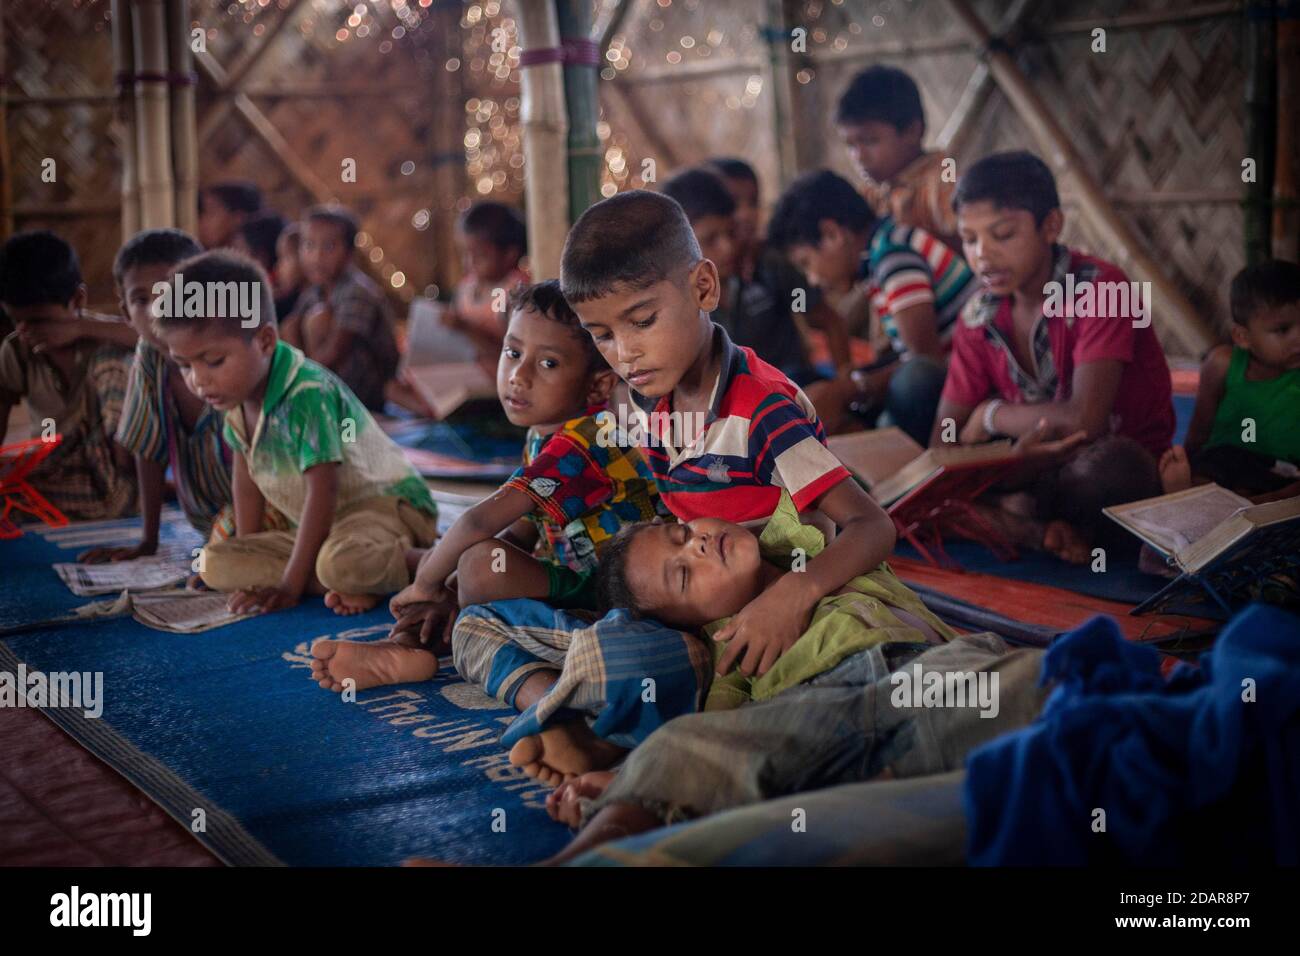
left=228, top=585, right=300, bottom=615
left=713, top=586, right=814, bottom=678
left=389, top=600, right=456, bottom=648
left=389, top=579, right=450, bottom=621
left=77, top=541, right=158, bottom=564
left=960, top=402, right=994, bottom=444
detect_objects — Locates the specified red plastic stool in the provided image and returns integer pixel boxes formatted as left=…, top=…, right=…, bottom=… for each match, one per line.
left=0, top=436, right=68, bottom=538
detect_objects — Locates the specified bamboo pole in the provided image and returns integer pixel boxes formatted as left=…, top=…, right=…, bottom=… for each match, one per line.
left=515, top=0, right=569, bottom=279
left=1274, top=13, right=1299, bottom=260
left=197, top=0, right=303, bottom=147
left=0, top=5, right=11, bottom=240
left=112, top=0, right=140, bottom=239
left=944, top=0, right=1216, bottom=355
left=763, top=0, right=797, bottom=186
left=556, top=0, right=603, bottom=223
left=1243, top=0, right=1277, bottom=265
left=131, top=0, right=175, bottom=227
left=594, top=0, right=635, bottom=54
left=168, top=0, right=198, bottom=235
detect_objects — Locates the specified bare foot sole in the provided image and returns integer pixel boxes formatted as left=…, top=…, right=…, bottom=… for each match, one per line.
left=508, top=723, right=627, bottom=789
left=310, top=638, right=439, bottom=692
left=546, top=770, right=617, bottom=828
left=324, top=590, right=381, bottom=616
left=1043, top=519, right=1091, bottom=565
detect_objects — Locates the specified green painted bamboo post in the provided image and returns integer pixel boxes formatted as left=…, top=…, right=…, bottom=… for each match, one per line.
left=555, top=0, right=602, bottom=222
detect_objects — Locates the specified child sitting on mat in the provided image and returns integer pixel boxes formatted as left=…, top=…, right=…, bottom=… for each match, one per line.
left=154, top=250, right=439, bottom=616
left=932, top=151, right=1173, bottom=562
left=1160, top=259, right=1300, bottom=500
left=0, top=230, right=138, bottom=521
left=281, top=204, right=399, bottom=412
left=309, top=280, right=662, bottom=693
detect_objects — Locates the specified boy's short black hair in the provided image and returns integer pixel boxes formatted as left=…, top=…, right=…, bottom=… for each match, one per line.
left=953, top=150, right=1060, bottom=225
left=304, top=204, right=360, bottom=248
left=112, top=228, right=203, bottom=286
left=459, top=201, right=527, bottom=254
left=593, top=523, right=651, bottom=616
left=1230, top=259, right=1300, bottom=326
left=707, top=157, right=758, bottom=186
left=239, top=211, right=287, bottom=271
left=561, top=190, right=702, bottom=304
left=200, top=180, right=262, bottom=215
left=0, top=230, right=83, bottom=307
left=661, top=168, right=737, bottom=223
left=152, top=250, right=276, bottom=341
left=508, top=279, right=607, bottom=372
left=1045, top=435, right=1161, bottom=549
left=766, top=169, right=876, bottom=251
left=836, top=65, right=925, bottom=132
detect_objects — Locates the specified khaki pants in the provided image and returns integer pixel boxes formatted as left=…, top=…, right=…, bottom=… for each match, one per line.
left=200, top=496, right=438, bottom=595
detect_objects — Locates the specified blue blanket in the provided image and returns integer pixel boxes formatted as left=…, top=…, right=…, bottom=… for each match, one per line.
left=965, top=603, right=1300, bottom=865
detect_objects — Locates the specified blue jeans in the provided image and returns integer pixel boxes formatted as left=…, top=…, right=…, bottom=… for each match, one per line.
left=878, top=355, right=948, bottom=446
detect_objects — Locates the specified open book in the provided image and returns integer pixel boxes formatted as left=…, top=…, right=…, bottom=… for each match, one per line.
left=828, top=428, right=1016, bottom=507
left=400, top=299, right=498, bottom=419
left=1104, top=485, right=1300, bottom=574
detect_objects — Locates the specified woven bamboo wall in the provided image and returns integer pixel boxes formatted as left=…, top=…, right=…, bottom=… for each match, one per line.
left=4, top=0, right=1254, bottom=355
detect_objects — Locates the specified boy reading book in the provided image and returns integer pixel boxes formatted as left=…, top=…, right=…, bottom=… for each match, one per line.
left=933, top=151, right=1173, bottom=561
left=1161, top=259, right=1300, bottom=499
left=155, top=250, right=439, bottom=616
left=0, top=231, right=137, bottom=520
left=309, top=280, right=662, bottom=694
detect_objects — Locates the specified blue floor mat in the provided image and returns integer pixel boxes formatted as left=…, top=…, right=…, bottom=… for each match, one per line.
left=1, top=601, right=571, bottom=865
left=0, top=508, right=203, bottom=632
left=385, top=417, right=524, bottom=481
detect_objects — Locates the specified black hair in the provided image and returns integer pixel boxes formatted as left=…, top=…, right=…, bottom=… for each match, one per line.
left=766, top=169, right=876, bottom=251
left=113, top=228, right=202, bottom=286
left=508, top=279, right=607, bottom=372
left=459, top=201, right=527, bottom=254
left=836, top=65, right=925, bottom=132
left=0, top=230, right=83, bottom=307
left=304, top=204, right=359, bottom=248
left=661, top=167, right=737, bottom=223
left=953, top=150, right=1060, bottom=225
left=706, top=157, right=758, bottom=186
left=593, top=523, right=652, bottom=616
left=152, top=249, right=277, bottom=341
left=1046, top=435, right=1161, bottom=549
left=560, top=189, right=702, bottom=304
left=238, top=211, right=287, bottom=273
left=1230, top=259, right=1300, bottom=326
left=199, top=180, right=262, bottom=215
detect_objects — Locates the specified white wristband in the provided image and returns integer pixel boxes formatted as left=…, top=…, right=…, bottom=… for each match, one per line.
left=982, top=399, right=1003, bottom=436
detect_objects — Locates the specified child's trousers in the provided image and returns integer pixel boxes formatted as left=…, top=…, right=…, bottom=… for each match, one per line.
left=199, top=495, right=438, bottom=594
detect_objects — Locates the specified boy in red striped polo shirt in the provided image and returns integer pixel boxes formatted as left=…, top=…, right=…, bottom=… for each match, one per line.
left=560, top=189, right=898, bottom=681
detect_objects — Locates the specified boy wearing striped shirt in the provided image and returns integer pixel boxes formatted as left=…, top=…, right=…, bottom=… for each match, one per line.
left=767, top=169, right=979, bottom=445
left=559, top=189, right=897, bottom=730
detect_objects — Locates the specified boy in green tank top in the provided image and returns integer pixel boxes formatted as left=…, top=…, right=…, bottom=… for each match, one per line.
left=1162, top=260, right=1300, bottom=498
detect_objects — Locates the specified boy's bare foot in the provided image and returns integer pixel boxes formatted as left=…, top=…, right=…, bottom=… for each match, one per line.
left=1159, top=446, right=1192, bottom=494
left=545, top=771, right=617, bottom=828
left=324, top=590, right=380, bottom=616
left=1043, top=519, right=1091, bottom=564
left=310, top=638, right=438, bottom=692
left=508, top=722, right=627, bottom=788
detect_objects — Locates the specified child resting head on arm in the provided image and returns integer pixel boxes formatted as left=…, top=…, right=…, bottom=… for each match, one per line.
left=593, top=489, right=954, bottom=710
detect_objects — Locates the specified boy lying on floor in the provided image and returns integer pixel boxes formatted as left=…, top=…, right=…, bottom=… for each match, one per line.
left=309, top=280, right=667, bottom=698
left=493, top=488, right=958, bottom=789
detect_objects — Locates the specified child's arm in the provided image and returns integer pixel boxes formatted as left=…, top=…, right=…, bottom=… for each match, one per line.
left=78, top=456, right=164, bottom=562
left=1183, top=345, right=1231, bottom=458
left=231, top=450, right=266, bottom=537
left=406, top=486, right=536, bottom=600
left=930, top=395, right=975, bottom=446
left=890, top=301, right=947, bottom=364
left=228, top=461, right=338, bottom=613
left=805, top=299, right=854, bottom=376
left=961, top=359, right=1125, bottom=444
left=715, top=478, right=896, bottom=678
